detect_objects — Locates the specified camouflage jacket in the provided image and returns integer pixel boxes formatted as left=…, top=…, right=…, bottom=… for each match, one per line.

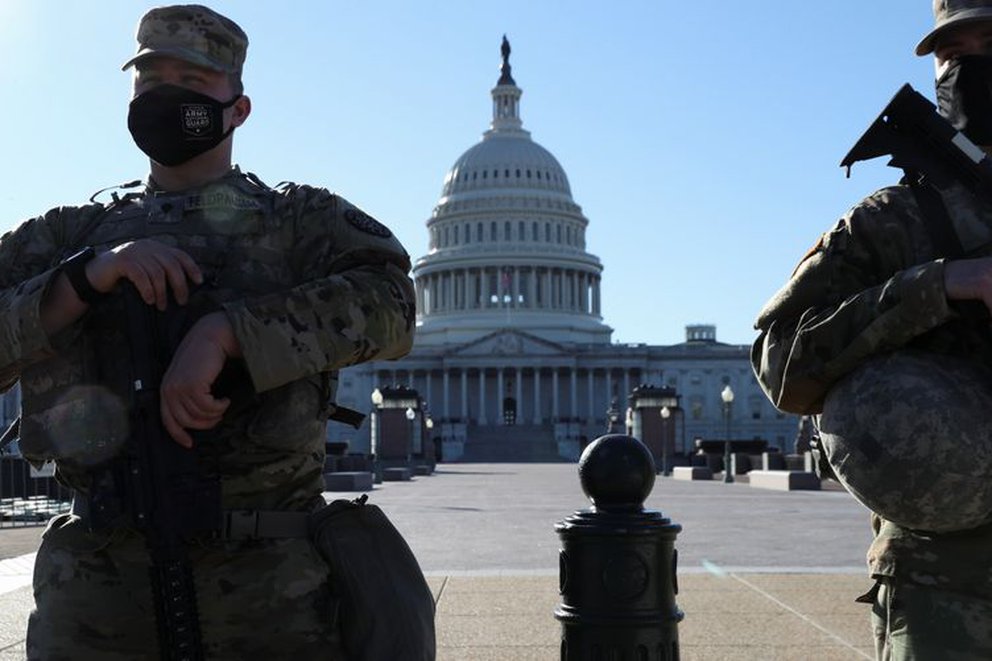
left=753, top=182, right=992, bottom=414
left=752, top=181, right=992, bottom=592
left=0, top=167, right=416, bottom=511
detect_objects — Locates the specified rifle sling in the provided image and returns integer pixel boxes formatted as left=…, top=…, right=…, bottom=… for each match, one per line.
left=908, top=177, right=966, bottom=259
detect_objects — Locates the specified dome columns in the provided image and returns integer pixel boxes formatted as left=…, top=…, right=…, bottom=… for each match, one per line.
left=415, top=265, right=603, bottom=318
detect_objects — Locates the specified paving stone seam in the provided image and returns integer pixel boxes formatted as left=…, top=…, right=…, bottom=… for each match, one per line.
left=730, top=573, right=873, bottom=660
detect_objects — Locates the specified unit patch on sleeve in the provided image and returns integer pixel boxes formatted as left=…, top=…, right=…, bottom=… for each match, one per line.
left=344, top=208, right=392, bottom=238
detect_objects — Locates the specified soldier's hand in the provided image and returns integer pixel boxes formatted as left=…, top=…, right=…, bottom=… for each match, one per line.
left=944, top=258, right=992, bottom=313
left=87, top=239, right=203, bottom=310
left=160, top=312, right=242, bottom=447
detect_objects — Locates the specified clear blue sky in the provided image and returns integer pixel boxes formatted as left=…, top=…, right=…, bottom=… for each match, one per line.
left=0, top=1, right=938, bottom=346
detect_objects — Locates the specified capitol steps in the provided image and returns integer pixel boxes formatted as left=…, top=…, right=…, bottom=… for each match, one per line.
left=459, top=424, right=567, bottom=463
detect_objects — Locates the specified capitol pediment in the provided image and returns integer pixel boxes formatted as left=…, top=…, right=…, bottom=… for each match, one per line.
left=449, top=329, right=567, bottom=358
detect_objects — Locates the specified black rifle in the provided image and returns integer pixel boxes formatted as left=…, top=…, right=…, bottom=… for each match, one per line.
left=841, top=83, right=992, bottom=200
left=841, top=83, right=992, bottom=321
left=87, top=285, right=223, bottom=661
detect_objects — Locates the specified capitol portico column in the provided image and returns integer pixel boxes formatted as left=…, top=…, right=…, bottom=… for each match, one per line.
left=497, top=368, right=504, bottom=424
left=623, top=369, right=631, bottom=402
left=461, top=370, right=468, bottom=420
left=534, top=368, right=542, bottom=425
left=516, top=367, right=523, bottom=422
left=606, top=369, right=613, bottom=407
left=587, top=369, right=595, bottom=421
left=479, top=368, right=488, bottom=425
left=570, top=368, right=578, bottom=418
left=442, top=369, right=450, bottom=419
left=552, top=368, right=560, bottom=420
left=426, top=371, right=433, bottom=407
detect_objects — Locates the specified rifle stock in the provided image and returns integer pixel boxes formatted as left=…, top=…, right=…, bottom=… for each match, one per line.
left=841, top=83, right=992, bottom=198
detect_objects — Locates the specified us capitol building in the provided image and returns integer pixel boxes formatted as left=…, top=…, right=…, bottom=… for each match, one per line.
left=327, top=38, right=799, bottom=461
left=0, top=39, right=798, bottom=461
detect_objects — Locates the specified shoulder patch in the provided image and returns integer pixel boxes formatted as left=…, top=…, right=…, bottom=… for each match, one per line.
left=344, top=208, right=392, bottom=238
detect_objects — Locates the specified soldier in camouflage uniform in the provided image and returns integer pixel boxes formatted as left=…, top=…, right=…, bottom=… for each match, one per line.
left=0, top=4, right=415, bottom=659
left=753, top=2, right=992, bottom=659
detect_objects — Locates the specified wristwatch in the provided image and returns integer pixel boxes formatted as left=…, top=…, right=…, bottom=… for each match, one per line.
left=60, top=247, right=106, bottom=305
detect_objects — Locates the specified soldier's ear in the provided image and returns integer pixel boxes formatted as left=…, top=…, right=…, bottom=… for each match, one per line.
left=231, top=95, right=251, bottom=127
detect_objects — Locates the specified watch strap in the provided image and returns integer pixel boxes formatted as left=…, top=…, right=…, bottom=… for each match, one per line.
left=61, top=247, right=106, bottom=305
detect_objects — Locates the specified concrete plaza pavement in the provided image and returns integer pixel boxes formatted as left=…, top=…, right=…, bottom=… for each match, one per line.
left=0, top=463, right=877, bottom=659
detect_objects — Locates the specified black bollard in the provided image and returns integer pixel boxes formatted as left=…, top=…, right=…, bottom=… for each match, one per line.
left=555, top=434, right=684, bottom=660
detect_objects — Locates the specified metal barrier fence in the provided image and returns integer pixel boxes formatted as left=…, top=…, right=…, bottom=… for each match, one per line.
left=0, top=456, right=71, bottom=528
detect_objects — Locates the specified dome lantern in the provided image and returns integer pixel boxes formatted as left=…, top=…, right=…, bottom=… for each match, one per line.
left=490, top=36, right=524, bottom=135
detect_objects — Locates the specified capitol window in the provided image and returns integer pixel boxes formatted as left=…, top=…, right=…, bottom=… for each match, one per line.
left=477, top=222, right=483, bottom=242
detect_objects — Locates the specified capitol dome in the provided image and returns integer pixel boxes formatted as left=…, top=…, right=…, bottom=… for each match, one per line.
left=440, top=135, right=573, bottom=201
left=412, top=37, right=612, bottom=347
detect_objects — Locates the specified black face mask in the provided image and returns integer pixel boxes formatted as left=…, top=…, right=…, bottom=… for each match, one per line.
left=127, top=84, right=240, bottom=166
left=936, top=55, right=992, bottom=146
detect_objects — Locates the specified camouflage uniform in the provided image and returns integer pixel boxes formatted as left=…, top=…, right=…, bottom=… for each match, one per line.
left=752, top=180, right=992, bottom=658
left=0, top=167, right=415, bottom=658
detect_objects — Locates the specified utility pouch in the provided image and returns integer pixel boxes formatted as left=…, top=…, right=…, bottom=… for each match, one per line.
left=308, top=495, right=436, bottom=661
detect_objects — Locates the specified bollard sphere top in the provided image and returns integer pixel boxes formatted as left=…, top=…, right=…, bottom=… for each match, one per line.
left=578, top=434, right=655, bottom=512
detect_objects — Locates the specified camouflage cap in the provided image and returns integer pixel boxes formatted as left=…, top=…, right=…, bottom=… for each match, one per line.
left=121, top=4, right=248, bottom=75
left=818, top=350, right=992, bottom=533
left=916, top=0, right=992, bottom=56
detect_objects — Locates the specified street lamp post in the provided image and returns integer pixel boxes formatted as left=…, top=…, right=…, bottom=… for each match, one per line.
left=721, top=385, right=734, bottom=483
left=425, top=416, right=435, bottom=463
left=370, top=388, right=383, bottom=456
left=607, top=396, right=620, bottom=434
left=660, top=406, right=671, bottom=476
left=370, top=388, right=384, bottom=482
left=405, top=406, right=416, bottom=463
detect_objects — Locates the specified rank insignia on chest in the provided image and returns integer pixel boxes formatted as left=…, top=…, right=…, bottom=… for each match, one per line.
left=345, top=208, right=392, bottom=238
